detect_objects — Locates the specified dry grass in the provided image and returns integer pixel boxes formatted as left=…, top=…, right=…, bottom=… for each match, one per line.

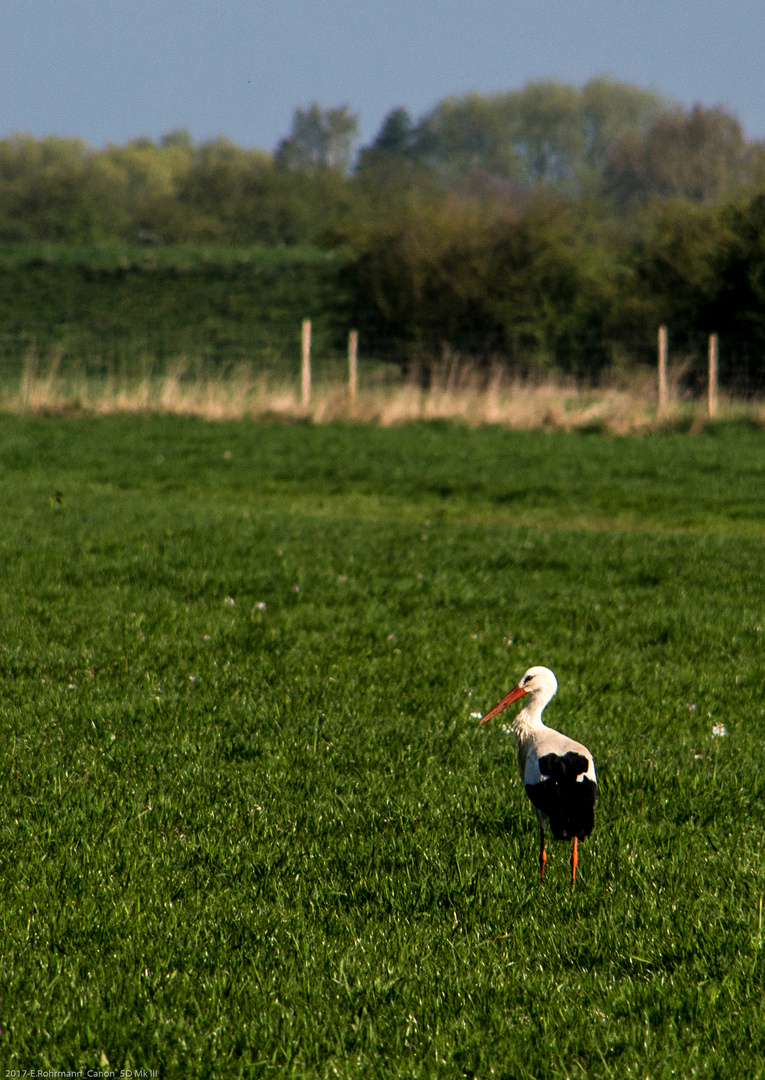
left=3, top=356, right=763, bottom=433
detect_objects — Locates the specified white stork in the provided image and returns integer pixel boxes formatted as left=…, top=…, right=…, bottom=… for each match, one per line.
left=479, top=666, right=597, bottom=885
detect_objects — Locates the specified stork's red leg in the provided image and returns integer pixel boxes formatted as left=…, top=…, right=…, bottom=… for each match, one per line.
left=539, top=827, right=547, bottom=883
left=571, top=837, right=579, bottom=887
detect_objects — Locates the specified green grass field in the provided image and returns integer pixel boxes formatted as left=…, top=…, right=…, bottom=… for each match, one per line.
left=1, top=416, right=764, bottom=1078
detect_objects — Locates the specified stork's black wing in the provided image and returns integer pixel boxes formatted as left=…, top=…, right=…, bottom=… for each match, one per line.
left=526, top=752, right=597, bottom=841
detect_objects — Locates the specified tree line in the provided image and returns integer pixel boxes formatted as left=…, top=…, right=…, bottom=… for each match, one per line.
left=2, top=77, right=765, bottom=381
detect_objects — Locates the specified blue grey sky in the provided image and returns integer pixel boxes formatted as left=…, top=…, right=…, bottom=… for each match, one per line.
left=2, top=0, right=764, bottom=150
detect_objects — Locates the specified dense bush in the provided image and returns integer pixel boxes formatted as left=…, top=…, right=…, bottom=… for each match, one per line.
left=336, top=193, right=621, bottom=377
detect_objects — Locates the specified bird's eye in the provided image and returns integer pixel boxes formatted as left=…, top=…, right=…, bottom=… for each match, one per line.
left=523, top=675, right=533, bottom=685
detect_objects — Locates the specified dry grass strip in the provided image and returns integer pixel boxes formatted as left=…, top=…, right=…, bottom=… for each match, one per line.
left=4, top=358, right=764, bottom=434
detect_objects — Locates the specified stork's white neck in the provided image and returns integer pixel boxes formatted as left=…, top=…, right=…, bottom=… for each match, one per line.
left=510, top=694, right=548, bottom=744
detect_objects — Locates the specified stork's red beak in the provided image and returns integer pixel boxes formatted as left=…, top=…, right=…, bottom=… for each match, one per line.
left=478, top=683, right=528, bottom=726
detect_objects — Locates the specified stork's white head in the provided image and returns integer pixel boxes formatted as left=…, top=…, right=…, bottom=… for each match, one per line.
left=518, top=666, right=558, bottom=700
left=478, top=665, right=558, bottom=726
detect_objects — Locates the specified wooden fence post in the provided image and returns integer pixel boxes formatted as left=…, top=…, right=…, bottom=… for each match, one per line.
left=301, top=319, right=311, bottom=407
left=348, top=329, right=358, bottom=406
left=658, top=325, right=668, bottom=416
left=708, top=333, right=718, bottom=419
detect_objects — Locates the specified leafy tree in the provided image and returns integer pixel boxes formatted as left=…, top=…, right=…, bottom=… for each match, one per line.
left=580, top=77, right=666, bottom=171
left=512, top=81, right=585, bottom=186
left=174, top=137, right=273, bottom=241
left=275, top=104, right=359, bottom=174
left=407, top=93, right=527, bottom=190
left=355, top=108, right=416, bottom=176
left=104, top=135, right=196, bottom=242
left=0, top=135, right=131, bottom=241
left=603, top=105, right=748, bottom=207
left=362, top=108, right=416, bottom=159
left=178, top=137, right=354, bottom=245
left=160, top=129, right=195, bottom=150
left=358, top=78, right=667, bottom=195
left=354, top=109, right=442, bottom=205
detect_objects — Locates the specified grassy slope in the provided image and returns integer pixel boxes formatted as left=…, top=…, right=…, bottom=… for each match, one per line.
left=1, top=417, right=764, bottom=1078
left=0, top=245, right=347, bottom=373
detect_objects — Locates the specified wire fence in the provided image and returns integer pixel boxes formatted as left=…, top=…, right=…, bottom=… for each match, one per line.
left=0, top=326, right=341, bottom=382
left=653, top=329, right=765, bottom=400
left=1, top=323, right=765, bottom=400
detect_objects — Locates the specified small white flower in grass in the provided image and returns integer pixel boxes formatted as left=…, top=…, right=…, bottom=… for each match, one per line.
left=501, top=724, right=512, bottom=734
left=338, top=575, right=348, bottom=582
left=469, top=712, right=482, bottom=719
left=712, top=723, right=726, bottom=738
left=292, top=585, right=300, bottom=592
left=387, top=633, right=396, bottom=641
left=503, top=635, right=513, bottom=647
left=224, top=597, right=235, bottom=606
left=255, top=602, right=267, bottom=610
left=189, top=675, right=197, bottom=681
left=203, top=634, right=211, bottom=640
left=68, top=684, right=77, bottom=690
left=687, top=703, right=696, bottom=711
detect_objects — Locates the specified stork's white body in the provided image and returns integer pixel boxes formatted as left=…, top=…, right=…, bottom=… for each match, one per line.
left=513, top=705, right=597, bottom=790
left=480, top=666, right=597, bottom=883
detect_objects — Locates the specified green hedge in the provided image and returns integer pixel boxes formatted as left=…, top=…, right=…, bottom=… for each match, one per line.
left=0, top=245, right=351, bottom=378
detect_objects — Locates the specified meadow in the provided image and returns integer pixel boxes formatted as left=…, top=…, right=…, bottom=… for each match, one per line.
left=1, top=416, right=764, bottom=1078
